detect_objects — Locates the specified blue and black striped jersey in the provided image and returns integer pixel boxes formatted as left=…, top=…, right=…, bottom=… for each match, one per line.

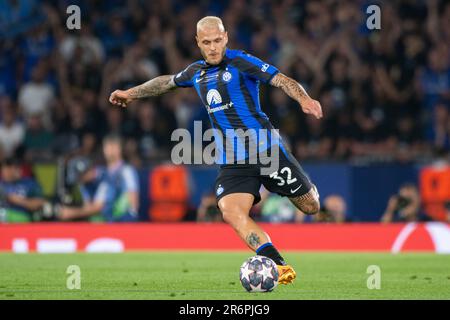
left=174, top=48, right=287, bottom=164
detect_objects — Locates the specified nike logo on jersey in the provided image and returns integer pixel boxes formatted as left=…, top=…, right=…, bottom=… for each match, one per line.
left=195, top=74, right=219, bottom=84
left=290, top=184, right=302, bottom=194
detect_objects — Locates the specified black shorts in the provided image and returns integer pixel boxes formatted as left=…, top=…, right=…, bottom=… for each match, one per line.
left=215, top=149, right=313, bottom=205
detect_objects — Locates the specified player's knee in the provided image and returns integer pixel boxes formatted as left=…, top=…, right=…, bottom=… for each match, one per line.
left=300, top=198, right=320, bottom=215
left=221, top=208, right=245, bottom=225
left=303, top=184, right=320, bottom=215
left=219, top=203, right=246, bottom=225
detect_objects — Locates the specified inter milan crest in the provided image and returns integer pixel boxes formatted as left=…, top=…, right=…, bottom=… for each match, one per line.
left=216, top=184, right=224, bottom=196
left=222, top=71, right=232, bottom=82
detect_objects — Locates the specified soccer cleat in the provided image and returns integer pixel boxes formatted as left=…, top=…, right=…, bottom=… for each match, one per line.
left=277, top=265, right=297, bottom=284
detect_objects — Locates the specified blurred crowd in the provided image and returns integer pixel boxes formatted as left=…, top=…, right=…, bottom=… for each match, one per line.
left=0, top=0, right=449, bottom=167
left=1, top=0, right=450, bottom=223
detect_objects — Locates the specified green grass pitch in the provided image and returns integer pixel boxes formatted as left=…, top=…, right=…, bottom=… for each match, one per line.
left=0, top=252, right=449, bottom=300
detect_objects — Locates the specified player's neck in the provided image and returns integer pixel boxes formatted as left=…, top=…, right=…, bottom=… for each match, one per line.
left=107, top=160, right=123, bottom=172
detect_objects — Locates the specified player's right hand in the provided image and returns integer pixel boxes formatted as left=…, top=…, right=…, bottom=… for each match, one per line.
left=301, top=98, right=323, bottom=119
left=109, top=90, right=133, bottom=108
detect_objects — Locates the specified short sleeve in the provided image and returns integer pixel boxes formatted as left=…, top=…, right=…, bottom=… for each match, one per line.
left=231, top=52, right=279, bottom=83
left=121, top=166, right=138, bottom=193
left=174, top=62, right=203, bottom=88
left=93, top=182, right=108, bottom=204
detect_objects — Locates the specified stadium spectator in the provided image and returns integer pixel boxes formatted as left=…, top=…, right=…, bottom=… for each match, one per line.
left=0, top=157, right=45, bottom=223
left=0, top=0, right=44, bottom=40
left=58, top=135, right=139, bottom=222
left=132, top=101, right=160, bottom=160
left=123, top=137, right=142, bottom=169
left=101, top=13, right=135, bottom=59
left=23, top=113, right=54, bottom=161
left=419, top=45, right=450, bottom=111
left=295, top=194, right=347, bottom=223
left=59, top=23, right=105, bottom=66
left=196, top=192, right=222, bottom=222
left=0, top=99, right=25, bottom=158
left=255, top=187, right=302, bottom=223
left=428, top=102, right=450, bottom=151
left=18, top=61, right=55, bottom=128
left=381, top=183, right=422, bottom=223
left=315, top=194, right=347, bottom=223
left=57, top=157, right=106, bottom=222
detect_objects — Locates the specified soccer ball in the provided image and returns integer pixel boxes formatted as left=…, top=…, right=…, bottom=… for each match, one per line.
left=239, top=256, right=279, bottom=292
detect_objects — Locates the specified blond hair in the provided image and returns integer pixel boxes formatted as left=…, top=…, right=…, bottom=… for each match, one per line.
left=196, top=16, right=225, bottom=33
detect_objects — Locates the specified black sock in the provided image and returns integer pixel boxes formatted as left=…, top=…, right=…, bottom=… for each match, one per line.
left=256, top=242, right=286, bottom=266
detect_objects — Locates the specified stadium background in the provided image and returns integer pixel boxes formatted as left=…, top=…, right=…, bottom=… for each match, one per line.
left=0, top=0, right=450, bottom=253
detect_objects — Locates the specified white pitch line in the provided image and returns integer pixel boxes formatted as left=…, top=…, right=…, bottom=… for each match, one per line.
left=391, top=223, right=417, bottom=254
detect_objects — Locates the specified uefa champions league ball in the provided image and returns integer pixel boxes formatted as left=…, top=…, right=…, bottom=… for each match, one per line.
left=239, top=256, right=279, bottom=292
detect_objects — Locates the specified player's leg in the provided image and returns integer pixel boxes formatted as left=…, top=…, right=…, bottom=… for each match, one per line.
left=218, top=193, right=271, bottom=251
left=218, top=192, right=295, bottom=284
left=216, top=167, right=296, bottom=284
left=257, top=151, right=320, bottom=283
left=288, top=184, right=320, bottom=215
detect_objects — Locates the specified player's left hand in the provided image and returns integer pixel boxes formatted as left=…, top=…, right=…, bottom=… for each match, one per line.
left=58, top=206, right=73, bottom=221
left=301, top=98, right=323, bottom=119
left=6, top=194, right=26, bottom=206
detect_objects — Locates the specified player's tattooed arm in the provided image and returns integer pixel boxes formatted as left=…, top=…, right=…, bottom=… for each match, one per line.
left=270, top=73, right=323, bottom=119
left=109, top=75, right=177, bottom=107
left=128, top=75, right=177, bottom=98
left=270, top=73, right=310, bottom=101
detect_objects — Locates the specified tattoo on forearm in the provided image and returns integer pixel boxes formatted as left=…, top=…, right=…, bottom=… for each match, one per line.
left=246, top=232, right=261, bottom=248
left=128, top=75, right=176, bottom=99
left=270, top=73, right=309, bottom=103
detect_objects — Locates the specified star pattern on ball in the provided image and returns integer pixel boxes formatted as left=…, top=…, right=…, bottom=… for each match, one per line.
left=240, top=262, right=253, bottom=280
left=240, top=256, right=278, bottom=292
left=260, top=263, right=275, bottom=279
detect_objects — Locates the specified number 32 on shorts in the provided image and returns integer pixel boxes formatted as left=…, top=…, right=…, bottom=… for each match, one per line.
left=269, top=167, right=297, bottom=186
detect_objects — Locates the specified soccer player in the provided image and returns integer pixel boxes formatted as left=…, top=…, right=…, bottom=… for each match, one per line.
left=109, top=16, right=322, bottom=284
